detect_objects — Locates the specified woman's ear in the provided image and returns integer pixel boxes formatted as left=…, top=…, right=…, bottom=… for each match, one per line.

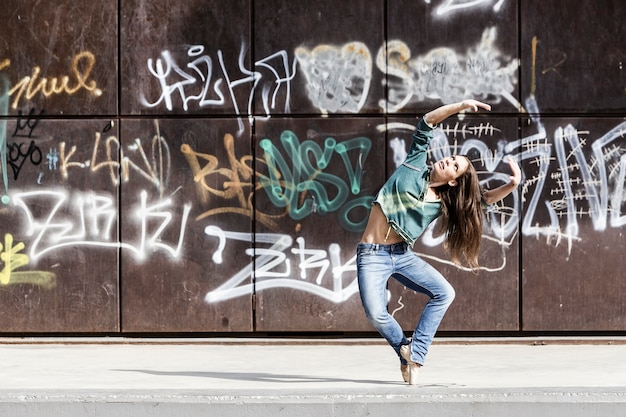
left=448, top=179, right=458, bottom=187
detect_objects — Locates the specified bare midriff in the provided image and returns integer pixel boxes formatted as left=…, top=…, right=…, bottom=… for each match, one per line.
left=359, top=203, right=404, bottom=245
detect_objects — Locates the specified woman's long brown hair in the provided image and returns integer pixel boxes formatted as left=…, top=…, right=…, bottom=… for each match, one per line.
left=434, top=156, right=484, bottom=269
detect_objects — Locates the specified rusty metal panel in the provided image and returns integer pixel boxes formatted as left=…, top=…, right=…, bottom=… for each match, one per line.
left=387, top=116, right=520, bottom=332
left=521, top=117, right=626, bottom=331
left=521, top=0, right=626, bottom=113
left=0, top=0, right=118, bottom=115
left=0, top=118, right=119, bottom=332
left=119, top=118, right=253, bottom=332
left=387, top=0, right=519, bottom=114
left=120, top=0, right=252, bottom=116
left=253, top=117, right=385, bottom=331
left=254, top=0, right=385, bottom=115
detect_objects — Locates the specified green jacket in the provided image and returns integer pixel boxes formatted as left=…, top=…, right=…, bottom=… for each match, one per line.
left=374, top=118, right=441, bottom=246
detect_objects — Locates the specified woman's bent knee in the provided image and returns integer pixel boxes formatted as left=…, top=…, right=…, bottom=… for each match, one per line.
left=366, top=308, right=392, bottom=326
left=440, top=284, right=455, bottom=305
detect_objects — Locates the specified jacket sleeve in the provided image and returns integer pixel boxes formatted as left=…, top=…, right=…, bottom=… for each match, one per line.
left=407, top=117, right=435, bottom=158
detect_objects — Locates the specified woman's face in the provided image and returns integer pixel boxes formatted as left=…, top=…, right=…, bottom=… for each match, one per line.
left=430, top=155, right=470, bottom=187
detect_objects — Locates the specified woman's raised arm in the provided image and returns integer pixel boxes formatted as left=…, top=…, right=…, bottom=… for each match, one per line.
left=423, top=99, right=491, bottom=126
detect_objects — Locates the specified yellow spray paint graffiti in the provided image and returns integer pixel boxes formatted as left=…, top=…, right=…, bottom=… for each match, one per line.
left=2, top=52, right=102, bottom=110
left=180, top=134, right=286, bottom=229
left=0, top=233, right=56, bottom=289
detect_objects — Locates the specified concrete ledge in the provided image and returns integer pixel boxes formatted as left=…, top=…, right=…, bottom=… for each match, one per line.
left=1, top=389, right=625, bottom=417
left=2, top=341, right=625, bottom=416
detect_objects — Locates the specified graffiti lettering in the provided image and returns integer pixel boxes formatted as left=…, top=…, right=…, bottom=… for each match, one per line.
left=0, top=233, right=55, bottom=288
left=130, top=190, right=192, bottom=261
left=0, top=233, right=30, bottom=284
left=141, top=36, right=521, bottom=118
left=514, top=98, right=626, bottom=254
left=295, top=42, right=372, bottom=114
left=182, top=131, right=372, bottom=232
left=180, top=133, right=262, bottom=223
left=7, top=140, right=42, bottom=180
left=204, top=226, right=357, bottom=303
left=8, top=52, right=103, bottom=110
left=58, top=121, right=170, bottom=195
left=378, top=28, right=520, bottom=111
left=142, top=45, right=297, bottom=134
left=47, top=148, right=59, bottom=171
left=428, top=0, right=508, bottom=16
left=259, top=130, right=371, bottom=223
left=12, top=108, right=44, bottom=138
left=12, top=189, right=191, bottom=262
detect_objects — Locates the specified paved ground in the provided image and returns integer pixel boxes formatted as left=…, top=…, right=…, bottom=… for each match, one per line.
left=2, top=337, right=626, bottom=416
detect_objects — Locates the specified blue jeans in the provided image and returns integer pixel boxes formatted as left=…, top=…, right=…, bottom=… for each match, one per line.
left=356, top=242, right=455, bottom=366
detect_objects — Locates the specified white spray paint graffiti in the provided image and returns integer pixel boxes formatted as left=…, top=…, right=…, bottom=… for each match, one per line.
left=11, top=189, right=191, bottom=262
left=518, top=97, right=626, bottom=255
left=425, top=0, right=507, bottom=16
left=139, top=32, right=519, bottom=117
left=141, top=44, right=297, bottom=134
left=203, top=225, right=358, bottom=304
left=379, top=27, right=520, bottom=112
left=295, top=42, right=372, bottom=115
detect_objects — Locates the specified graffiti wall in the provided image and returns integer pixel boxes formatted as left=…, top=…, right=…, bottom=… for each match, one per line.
left=0, top=0, right=624, bottom=334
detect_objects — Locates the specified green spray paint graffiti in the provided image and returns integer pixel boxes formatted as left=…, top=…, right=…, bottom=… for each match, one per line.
left=259, top=130, right=372, bottom=231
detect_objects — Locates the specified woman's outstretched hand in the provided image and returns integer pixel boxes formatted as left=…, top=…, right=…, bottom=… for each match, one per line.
left=460, top=99, right=491, bottom=113
left=506, top=156, right=522, bottom=188
left=482, top=156, right=523, bottom=205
